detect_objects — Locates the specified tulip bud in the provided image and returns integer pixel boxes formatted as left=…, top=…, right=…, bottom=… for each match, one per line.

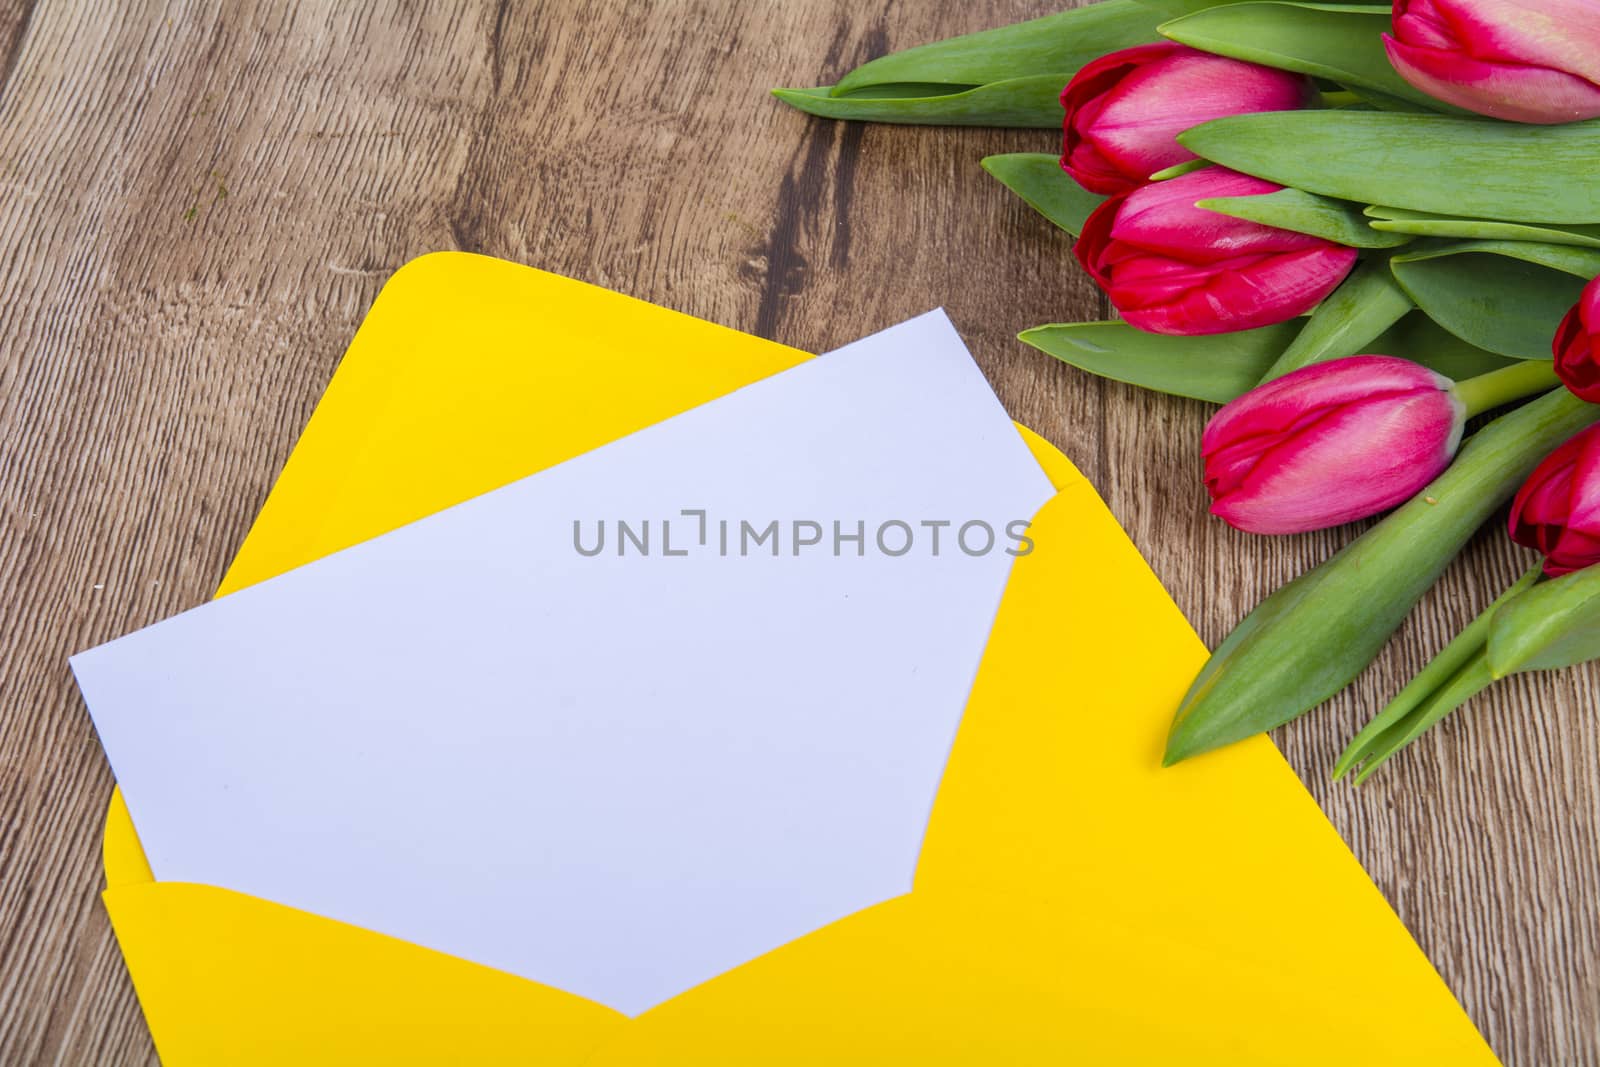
left=1059, top=42, right=1314, bottom=195
left=1384, top=0, right=1600, bottom=124
left=1203, top=356, right=1465, bottom=535
left=1554, top=275, right=1600, bottom=402
left=1074, top=166, right=1358, bottom=336
left=1509, top=422, right=1600, bottom=575
left=1166, top=387, right=1600, bottom=767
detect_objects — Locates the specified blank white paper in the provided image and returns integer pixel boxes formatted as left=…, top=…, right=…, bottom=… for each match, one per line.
left=71, top=310, right=1055, bottom=1016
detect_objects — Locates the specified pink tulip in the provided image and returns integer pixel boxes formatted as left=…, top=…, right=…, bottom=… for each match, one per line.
left=1554, top=275, right=1600, bottom=402
left=1384, top=0, right=1600, bottom=124
left=1074, top=166, right=1358, bottom=336
left=1060, top=42, right=1314, bottom=194
left=1203, top=356, right=1466, bottom=535
left=1509, top=423, right=1600, bottom=575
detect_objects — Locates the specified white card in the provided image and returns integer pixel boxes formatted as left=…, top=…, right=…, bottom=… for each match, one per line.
left=71, top=310, right=1055, bottom=1015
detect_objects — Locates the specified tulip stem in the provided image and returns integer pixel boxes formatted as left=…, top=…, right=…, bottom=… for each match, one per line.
left=1318, top=90, right=1361, bottom=108
left=1454, top=360, right=1562, bottom=419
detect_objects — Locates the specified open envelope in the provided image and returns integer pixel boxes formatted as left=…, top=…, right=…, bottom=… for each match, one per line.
left=99, top=253, right=1498, bottom=1064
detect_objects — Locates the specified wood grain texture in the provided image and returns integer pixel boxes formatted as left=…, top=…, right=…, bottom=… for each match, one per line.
left=0, top=0, right=1592, bottom=1063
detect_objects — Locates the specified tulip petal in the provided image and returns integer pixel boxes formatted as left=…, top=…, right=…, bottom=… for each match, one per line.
left=1203, top=356, right=1465, bottom=534
left=1118, top=245, right=1356, bottom=335
left=1076, top=166, right=1358, bottom=336
left=1384, top=34, right=1600, bottom=124
left=1202, top=356, right=1450, bottom=452
left=1553, top=301, right=1600, bottom=401
left=1061, top=42, right=1185, bottom=192
left=1086, top=51, right=1308, bottom=176
left=1508, top=423, right=1600, bottom=573
left=1561, top=423, right=1600, bottom=532
left=1426, top=0, right=1600, bottom=86
left=1210, top=390, right=1462, bottom=534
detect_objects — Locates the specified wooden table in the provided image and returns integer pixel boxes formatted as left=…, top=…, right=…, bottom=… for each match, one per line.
left=0, top=1, right=1594, bottom=1062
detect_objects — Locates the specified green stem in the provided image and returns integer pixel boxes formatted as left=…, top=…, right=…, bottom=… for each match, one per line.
left=1454, top=360, right=1562, bottom=418
left=1319, top=90, right=1361, bottom=108
left=1333, top=560, right=1541, bottom=780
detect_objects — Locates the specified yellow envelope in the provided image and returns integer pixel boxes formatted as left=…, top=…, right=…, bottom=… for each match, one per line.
left=100, top=253, right=1498, bottom=1065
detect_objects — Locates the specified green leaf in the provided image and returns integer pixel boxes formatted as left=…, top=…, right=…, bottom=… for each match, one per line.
left=1158, top=3, right=1445, bottom=110
left=1342, top=653, right=1496, bottom=784
left=1197, top=187, right=1411, bottom=249
left=1397, top=238, right=1600, bottom=278
left=1389, top=242, right=1598, bottom=360
left=831, top=1, right=1165, bottom=93
left=1019, top=312, right=1510, bottom=403
left=1367, top=207, right=1600, bottom=250
left=1345, top=86, right=1439, bottom=113
left=1487, top=564, right=1600, bottom=676
left=772, top=77, right=1067, bottom=128
left=1020, top=320, right=1302, bottom=402
left=1334, top=561, right=1539, bottom=781
left=981, top=153, right=1104, bottom=236
left=1366, top=313, right=1518, bottom=381
left=1164, top=389, right=1600, bottom=764
left=1259, top=256, right=1413, bottom=380
left=1181, top=111, right=1600, bottom=224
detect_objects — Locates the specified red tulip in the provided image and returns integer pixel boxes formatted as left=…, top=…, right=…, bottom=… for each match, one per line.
left=1203, top=356, right=1466, bottom=535
left=1509, top=423, right=1600, bottom=575
left=1059, top=42, right=1314, bottom=194
left=1554, top=275, right=1600, bottom=402
left=1384, top=0, right=1600, bottom=124
left=1074, top=166, right=1358, bottom=336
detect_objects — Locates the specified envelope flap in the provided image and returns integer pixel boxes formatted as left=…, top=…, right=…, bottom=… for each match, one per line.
left=218, top=253, right=811, bottom=595
left=102, top=882, right=625, bottom=1066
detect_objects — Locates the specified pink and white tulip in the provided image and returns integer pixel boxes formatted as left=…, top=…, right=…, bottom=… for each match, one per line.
left=1203, top=356, right=1466, bottom=535
left=1384, top=0, right=1600, bottom=124
left=1059, top=42, right=1314, bottom=194
left=1074, top=166, right=1358, bottom=336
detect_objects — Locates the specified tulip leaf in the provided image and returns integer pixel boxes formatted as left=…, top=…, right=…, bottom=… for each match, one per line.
left=772, top=76, right=1069, bottom=128
left=1345, top=86, right=1439, bottom=113
left=1487, top=565, right=1600, bottom=676
left=1259, top=256, right=1413, bottom=380
left=1165, top=389, right=1600, bottom=765
left=1368, top=312, right=1518, bottom=381
left=1158, top=3, right=1445, bottom=110
left=1019, top=320, right=1302, bottom=402
left=830, top=1, right=1165, bottom=94
left=1389, top=242, right=1598, bottom=360
left=1335, top=561, right=1540, bottom=782
left=1341, top=653, right=1497, bottom=783
left=981, top=153, right=1105, bottom=236
left=1196, top=188, right=1412, bottom=249
left=1366, top=207, right=1600, bottom=250
left=1394, top=238, right=1600, bottom=278
left=1181, top=111, right=1600, bottom=224
left=1019, top=312, right=1510, bottom=403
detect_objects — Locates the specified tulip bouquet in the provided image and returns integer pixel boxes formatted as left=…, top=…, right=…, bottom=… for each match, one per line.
left=775, top=0, right=1600, bottom=778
